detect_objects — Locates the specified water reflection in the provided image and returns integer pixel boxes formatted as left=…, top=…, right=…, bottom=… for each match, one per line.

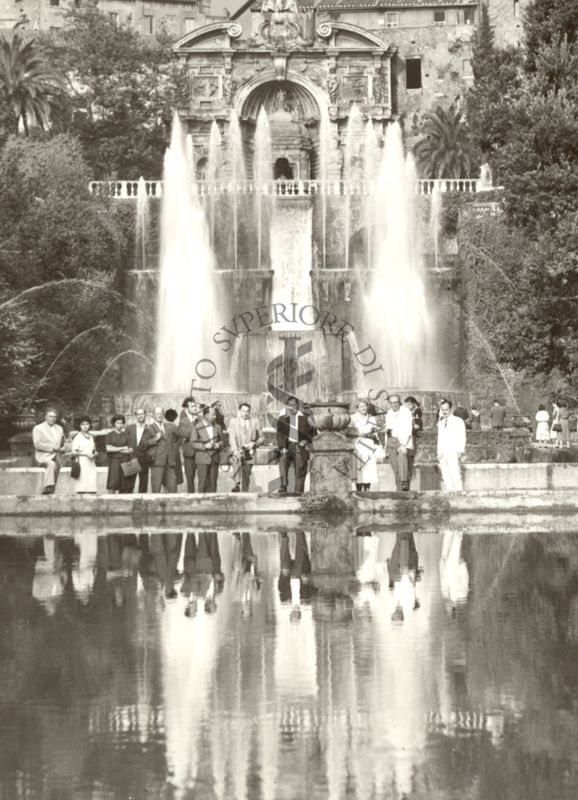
left=1, top=528, right=578, bottom=799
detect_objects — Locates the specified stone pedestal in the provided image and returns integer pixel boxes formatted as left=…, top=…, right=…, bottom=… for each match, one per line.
left=309, top=430, right=354, bottom=496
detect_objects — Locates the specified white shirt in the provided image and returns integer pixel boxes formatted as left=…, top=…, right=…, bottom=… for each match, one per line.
left=385, top=406, right=413, bottom=449
left=136, top=423, right=146, bottom=446
left=288, top=411, right=302, bottom=444
left=205, top=424, right=214, bottom=442
left=437, top=414, right=466, bottom=457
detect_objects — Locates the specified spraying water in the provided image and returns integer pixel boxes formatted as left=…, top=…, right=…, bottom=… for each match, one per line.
left=226, top=110, right=246, bottom=270
left=207, top=121, right=222, bottom=248
left=363, top=120, right=379, bottom=268
left=254, top=107, right=273, bottom=270
left=430, top=183, right=442, bottom=270
left=343, top=105, right=363, bottom=270
left=318, top=102, right=333, bottom=270
left=154, top=113, right=224, bottom=391
left=135, top=176, right=148, bottom=270
left=364, top=122, right=433, bottom=388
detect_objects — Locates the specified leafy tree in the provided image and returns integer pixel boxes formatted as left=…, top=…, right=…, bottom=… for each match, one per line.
left=413, top=106, right=473, bottom=179
left=41, top=1, right=188, bottom=178
left=0, top=31, right=67, bottom=139
left=524, top=0, right=578, bottom=69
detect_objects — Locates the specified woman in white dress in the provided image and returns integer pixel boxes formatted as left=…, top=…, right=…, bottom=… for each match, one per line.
left=350, top=398, right=380, bottom=491
left=71, top=416, right=98, bottom=493
left=535, top=404, right=550, bottom=443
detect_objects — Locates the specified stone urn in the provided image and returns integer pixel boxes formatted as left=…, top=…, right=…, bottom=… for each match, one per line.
left=308, top=402, right=351, bottom=432
left=11, top=412, right=37, bottom=432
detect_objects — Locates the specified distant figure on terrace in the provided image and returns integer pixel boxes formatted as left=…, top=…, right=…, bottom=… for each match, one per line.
left=190, top=405, right=224, bottom=493
left=550, top=399, right=562, bottom=447
left=535, top=404, right=550, bottom=443
left=33, top=408, right=66, bottom=495
left=350, top=398, right=380, bottom=491
left=228, top=402, right=265, bottom=492
left=276, top=396, right=316, bottom=494
left=385, top=394, right=413, bottom=491
left=489, top=400, right=506, bottom=430
left=559, top=401, right=570, bottom=448
left=437, top=399, right=466, bottom=492
left=470, top=405, right=481, bottom=431
left=71, top=415, right=98, bottom=494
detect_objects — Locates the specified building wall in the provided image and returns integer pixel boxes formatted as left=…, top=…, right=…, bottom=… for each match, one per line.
left=0, top=0, right=209, bottom=36
left=486, top=0, right=529, bottom=47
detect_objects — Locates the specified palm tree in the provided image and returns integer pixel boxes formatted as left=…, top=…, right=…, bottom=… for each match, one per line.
left=0, top=32, right=67, bottom=136
left=413, top=105, right=473, bottom=179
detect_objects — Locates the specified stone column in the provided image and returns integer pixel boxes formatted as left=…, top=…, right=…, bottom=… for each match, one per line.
left=309, top=430, right=354, bottom=496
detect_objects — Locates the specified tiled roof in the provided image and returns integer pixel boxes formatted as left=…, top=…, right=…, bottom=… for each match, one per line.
left=316, top=0, right=476, bottom=8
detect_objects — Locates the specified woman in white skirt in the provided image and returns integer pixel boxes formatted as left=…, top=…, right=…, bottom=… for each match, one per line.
left=71, top=415, right=98, bottom=493
left=535, top=404, right=550, bottom=443
left=350, top=398, right=380, bottom=491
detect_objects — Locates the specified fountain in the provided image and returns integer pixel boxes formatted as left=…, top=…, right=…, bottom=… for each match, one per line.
left=254, top=107, right=273, bottom=271
left=135, top=176, right=149, bottom=271
left=318, top=103, right=333, bottom=270
left=343, top=105, right=363, bottom=271
left=154, top=113, right=226, bottom=392
left=430, top=182, right=442, bottom=271
left=207, top=120, right=222, bottom=249
left=225, top=110, right=246, bottom=271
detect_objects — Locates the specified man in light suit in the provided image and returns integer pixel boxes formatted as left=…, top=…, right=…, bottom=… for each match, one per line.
left=276, top=395, right=316, bottom=494
left=32, top=408, right=65, bottom=494
left=228, top=402, right=265, bottom=492
left=437, top=399, right=466, bottom=492
left=125, top=407, right=155, bottom=493
left=148, top=406, right=179, bottom=493
left=190, top=405, right=224, bottom=493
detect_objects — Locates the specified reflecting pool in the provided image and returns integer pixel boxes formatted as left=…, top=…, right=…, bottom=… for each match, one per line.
left=1, top=527, right=578, bottom=799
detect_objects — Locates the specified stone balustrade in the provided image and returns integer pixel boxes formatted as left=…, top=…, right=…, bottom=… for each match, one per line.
left=89, top=177, right=480, bottom=199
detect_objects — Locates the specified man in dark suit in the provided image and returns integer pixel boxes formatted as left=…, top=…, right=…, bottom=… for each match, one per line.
left=125, top=407, right=155, bottom=493
left=276, top=395, right=316, bottom=494
left=177, top=397, right=199, bottom=493
left=190, top=405, right=224, bottom=493
left=148, top=406, right=179, bottom=493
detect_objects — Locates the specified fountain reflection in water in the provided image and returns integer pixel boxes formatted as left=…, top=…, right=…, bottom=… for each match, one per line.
left=135, top=176, right=148, bottom=270
left=254, top=107, right=273, bottom=270
left=365, top=122, right=435, bottom=388
left=154, top=114, right=224, bottom=392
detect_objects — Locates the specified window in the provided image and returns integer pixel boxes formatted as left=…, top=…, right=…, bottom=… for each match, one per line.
left=406, top=58, right=422, bottom=89
left=434, top=10, right=446, bottom=26
left=464, top=8, right=475, bottom=24
left=49, top=0, right=59, bottom=6
left=385, top=12, right=399, bottom=28
left=143, top=14, right=154, bottom=34
left=109, top=11, right=119, bottom=26
left=513, top=0, right=520, bottom=18
left=184, top=17, right=196, bottom=33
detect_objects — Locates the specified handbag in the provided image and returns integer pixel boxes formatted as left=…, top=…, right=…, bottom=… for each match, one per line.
left=70, top=458, right=81, bottom=480
left=552, top=423, right=562, bottom=432
left=121, top=457, right=141, bottom=477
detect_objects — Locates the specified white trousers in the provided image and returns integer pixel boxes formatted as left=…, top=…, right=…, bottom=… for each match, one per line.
left=439, top=452, right=463, bottom=492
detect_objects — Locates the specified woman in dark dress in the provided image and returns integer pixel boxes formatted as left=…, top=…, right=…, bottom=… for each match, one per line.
left=105, top=414, right=133, bottom=494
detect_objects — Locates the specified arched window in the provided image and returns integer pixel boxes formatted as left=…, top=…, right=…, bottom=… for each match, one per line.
left=274, top=157, right=294, bottom=180
left=196, top=156, right=208, bottom=182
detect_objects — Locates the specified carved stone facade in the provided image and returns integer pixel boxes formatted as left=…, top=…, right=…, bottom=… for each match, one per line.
left=173, top=10, right=395, bottom=181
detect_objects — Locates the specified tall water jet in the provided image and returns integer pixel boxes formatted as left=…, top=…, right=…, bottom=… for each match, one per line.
left=318, top=102, right=332, bottom=270
left=254, top=107, right=273, bottom=270
left=134, top=176, right=148, bottom=270
left=363, top=120, right=379, bottom=269
left=364, top=122, right=433, bottom=388
left=207, top=120, right=222, bottom=248
left=430, top=182, right=442, bottom=270
left=343, top=105, right=363, bottom=270
left=154, top=113, right=223, bottom=391
left=225, top=110, right=246, bottom=270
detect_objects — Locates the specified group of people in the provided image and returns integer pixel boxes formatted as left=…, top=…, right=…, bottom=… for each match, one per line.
left=31, top=392, right=472, bottom=495
left=535, top=399, right=571, bottom=447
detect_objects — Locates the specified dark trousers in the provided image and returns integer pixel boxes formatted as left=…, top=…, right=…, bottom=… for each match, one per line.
left=279, top=443, right=309, bottom=493
left=197, top=462, right=219, bottom=493
left=150, top=465, right=177, bottom=493
left=127, top=465, right=149, bottom=493
left=387, top=437, right=409, bottom=490
left=183, top=456, right=197, bottom=493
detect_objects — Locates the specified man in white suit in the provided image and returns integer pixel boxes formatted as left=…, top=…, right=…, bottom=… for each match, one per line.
left=437, top=399, right=467, bottom=491
left=32, top=408, right=65, bottom=494
left=228, top=402, right=265, bottom=492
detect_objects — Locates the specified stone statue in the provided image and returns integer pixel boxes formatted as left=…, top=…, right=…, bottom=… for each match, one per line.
left=259, top=0, right=303, bottom=47
left=223, top=74, right=236, bottom=105
left=327, top=74, right=339, bottom=104
left=273, top=88, right=293, bottom=113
